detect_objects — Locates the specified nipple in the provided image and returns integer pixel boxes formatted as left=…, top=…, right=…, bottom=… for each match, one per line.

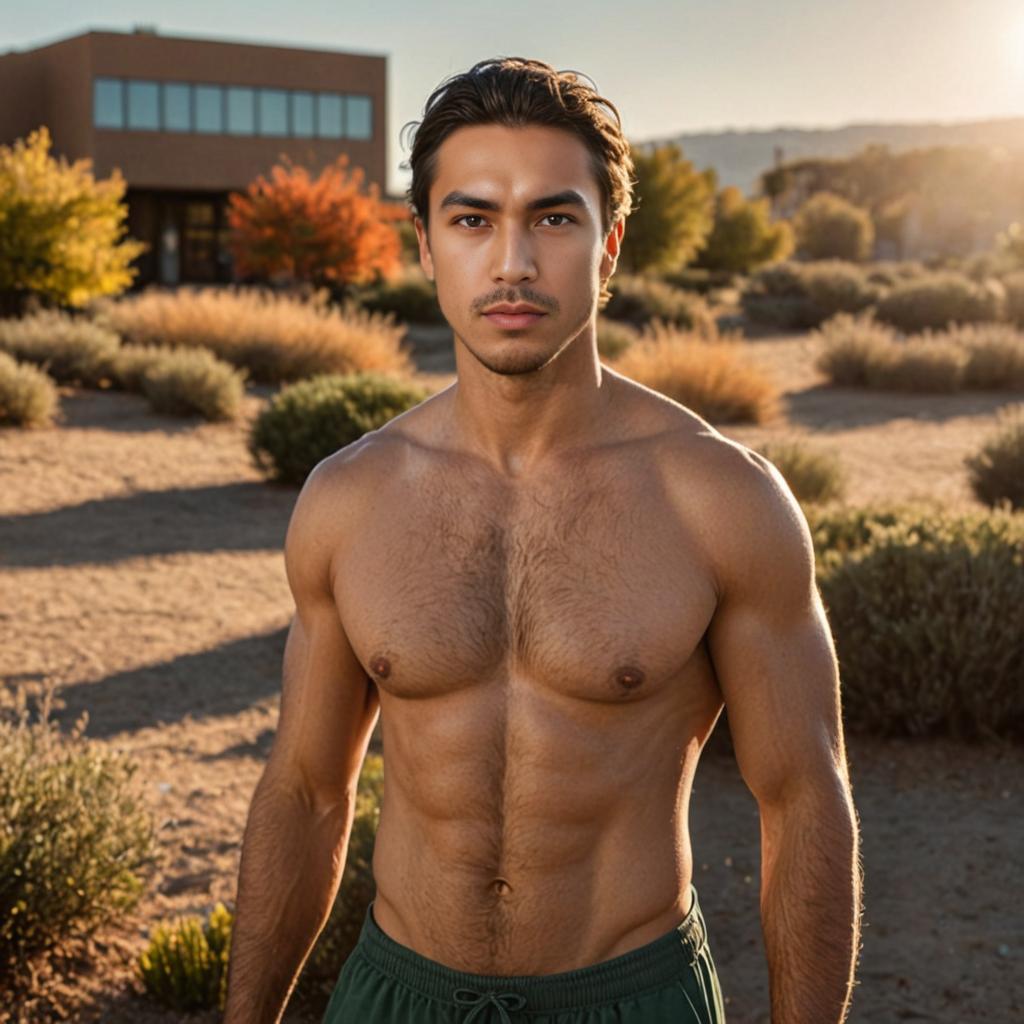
left=370, top=655, right=392, bottom=678
left=615, top=665, right=646, bottom=690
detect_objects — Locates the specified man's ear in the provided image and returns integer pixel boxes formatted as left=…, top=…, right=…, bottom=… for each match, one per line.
left=600, top=217, right=625, bottom=282
left=414, top=216, right=435, bottom=281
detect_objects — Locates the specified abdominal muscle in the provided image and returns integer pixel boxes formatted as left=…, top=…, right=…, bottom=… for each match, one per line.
left=366, top=682, right=709, bottom=976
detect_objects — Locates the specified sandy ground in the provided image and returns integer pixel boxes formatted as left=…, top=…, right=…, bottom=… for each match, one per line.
left=0, top=324, right=1022, bottom=1023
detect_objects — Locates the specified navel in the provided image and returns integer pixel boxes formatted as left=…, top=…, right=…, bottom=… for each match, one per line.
left=614, top=665, right=646, bottom=691
left=490, top=877, right=513, bottom=897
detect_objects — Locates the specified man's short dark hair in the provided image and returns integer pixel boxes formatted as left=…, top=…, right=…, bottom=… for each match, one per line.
left=402, top=56, right=636, bottom=241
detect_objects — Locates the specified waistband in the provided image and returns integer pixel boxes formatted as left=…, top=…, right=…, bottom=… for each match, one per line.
left=352, top=883, right=708, bottom=1016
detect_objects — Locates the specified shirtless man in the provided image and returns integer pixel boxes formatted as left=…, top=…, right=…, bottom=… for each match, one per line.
left=223, top=57, right=862, bottom=1024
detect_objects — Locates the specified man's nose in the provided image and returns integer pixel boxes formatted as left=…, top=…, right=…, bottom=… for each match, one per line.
left=490, top=225, right=538, bottom=284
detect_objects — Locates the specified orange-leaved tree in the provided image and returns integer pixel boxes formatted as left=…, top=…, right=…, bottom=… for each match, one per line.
left=226, top=153, right=401, bottom=290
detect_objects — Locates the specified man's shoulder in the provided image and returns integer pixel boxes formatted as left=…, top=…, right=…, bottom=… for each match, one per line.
left=627, top=392, right=812, bottom=602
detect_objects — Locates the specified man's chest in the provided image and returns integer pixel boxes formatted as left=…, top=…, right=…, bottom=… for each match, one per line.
left=334, top=456, right=719, bottom=703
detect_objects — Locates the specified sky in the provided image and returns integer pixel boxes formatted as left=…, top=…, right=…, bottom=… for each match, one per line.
left=4, top=0, right=1024, bottom=195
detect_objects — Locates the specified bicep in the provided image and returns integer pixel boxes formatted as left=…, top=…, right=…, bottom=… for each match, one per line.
left=266, top=461, right=380, bottom=812
left=704, top=456, right=846, bottom=808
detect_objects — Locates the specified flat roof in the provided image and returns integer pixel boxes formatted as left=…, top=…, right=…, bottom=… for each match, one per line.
left=1, top=26, right=388, bottom=62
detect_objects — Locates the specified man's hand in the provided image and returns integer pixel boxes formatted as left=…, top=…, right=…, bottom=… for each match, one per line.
left=703, top=441, right=862, bottom=1024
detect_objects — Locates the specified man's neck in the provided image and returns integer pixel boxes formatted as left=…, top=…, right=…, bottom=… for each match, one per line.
left=446, top=329, right=614, bottom=478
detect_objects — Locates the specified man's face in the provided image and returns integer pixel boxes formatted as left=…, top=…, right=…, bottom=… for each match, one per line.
left=414, top=123, right=624, bottom=376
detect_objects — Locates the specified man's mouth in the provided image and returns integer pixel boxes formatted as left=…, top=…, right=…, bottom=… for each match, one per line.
left=483, top=311, right=548, bottom=330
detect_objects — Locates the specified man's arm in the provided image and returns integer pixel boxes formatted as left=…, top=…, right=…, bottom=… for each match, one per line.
left=703, top=443, right=862, bottom=1024
left=223, top=453, right=380, bottom=1024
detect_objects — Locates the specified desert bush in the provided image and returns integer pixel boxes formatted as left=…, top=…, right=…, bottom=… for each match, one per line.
left=107, top=342, right=174, bottom=392
left=596, top=316, right=640, bottom=359
left=250, top=371, right=431, bottom=485
left=0, top=351, right=58, bottom=427
left=757, top=439, right=845, bottom=504
left=604, top=274, right=717, bottom=335
left=863, top=260, right=927, bottom=288
left=964, top=405, right=1024, bottom=510
left=1000, top=270, right=1024, bottom=328
left=741, top=261, right=879, bottom=330
left=138, top=347, right=247, bottom=421
left=814, top=312, right=897, bottom=386
left=138, top=902, right=233, bottom=1012
left=292, top=754, right=383, bottom=1006
left=811, top=505, right=1024, bottom=740
left=874, top=272, right=1005, bottom=332
left=0, top=309, right=120, bottom=386
left=694, top=185, right=794, bottom=274
left=609, top=321, right=780, bottom=424
left=352, top=266, right=444, bottom=325
left=0, top=686, right=157, bottom=981
left=955, top=324, right=1024, bottom=390
left=793, top=191, right=875, bottom=262
left=90, top=285, right=413, bottom=384
left=863, top=335, right=966, bottom=393
left=659, top=267, right=738, bottom=295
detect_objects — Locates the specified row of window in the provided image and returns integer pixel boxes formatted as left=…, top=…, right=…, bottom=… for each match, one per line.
left=93, top=77, right=373, bottom=140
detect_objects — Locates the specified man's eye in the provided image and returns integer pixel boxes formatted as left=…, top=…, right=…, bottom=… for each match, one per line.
left=542, top=214, right=573, bottom=226
left=455, top=215, right=486, bottom=228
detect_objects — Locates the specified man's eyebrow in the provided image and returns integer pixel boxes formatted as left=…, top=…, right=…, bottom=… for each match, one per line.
left=438, top=189, right=588, bottom=213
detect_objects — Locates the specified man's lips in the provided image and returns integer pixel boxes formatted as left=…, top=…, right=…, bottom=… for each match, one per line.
left=483, top=310, right=548, bottom=329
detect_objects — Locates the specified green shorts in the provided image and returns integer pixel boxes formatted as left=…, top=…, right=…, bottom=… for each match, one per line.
left=321, top=883, right=725, bottom=1023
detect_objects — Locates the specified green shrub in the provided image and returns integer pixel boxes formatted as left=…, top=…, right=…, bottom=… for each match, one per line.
left=108, top=342, right=174, bottom=392
left=249, top=372, right=431, bottom=485
left=138, top=902, right=233, bottom=1012
left=757, top=439, right=845, bottom=504
left=91, top=285, right=413, bottom=384
left=741, top=261, right=879, bottom=330
left=293, top=754, right=383, bottom=1006
left=139, top=346, right=247, bottom=421
left=863, top=261, right=927, bottom=288
left=352, top=267, right=445, bottom=325
left=811, top=505, right=1024, bottom=740
left=793, top=192, right=875, bottom=262
left=964, top=405, right=1024, bottom=510
left=0, top=350, right=58, bottom=427
left=0, top=686, right=157, bottom=981
left=604, top=274, right=717, bottom=335
left=659, top=267, right=738, bottom=295
left=596, top=316, right=640, bottom=359
left=874, top=272, right=1005, bottom=332
left=0, top=309, right=120, bottom=385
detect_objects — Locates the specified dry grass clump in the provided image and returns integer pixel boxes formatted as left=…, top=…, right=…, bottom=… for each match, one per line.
left=609, top=320, right=781, bottom=424
left=815, top=313, right=1024, bottom=392
left=757, top=438, right=846, bottom=505
left=596, top=315, right=640, bottom=359
left=91, top=285, right=413, bottom=384
left=0, top=310, right=119, bottom=386
left=0, top=351, right=59, bottom=427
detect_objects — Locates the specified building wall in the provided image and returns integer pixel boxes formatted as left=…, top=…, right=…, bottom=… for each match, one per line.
left=0, top=29, right=388, bottom=192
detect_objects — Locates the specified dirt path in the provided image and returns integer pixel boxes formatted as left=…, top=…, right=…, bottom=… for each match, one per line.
left=1, top=330, right=1021, bottom=1022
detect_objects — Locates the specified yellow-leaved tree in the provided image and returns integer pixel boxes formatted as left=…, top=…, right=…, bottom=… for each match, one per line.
left=0, top=126, right=145, bottom=316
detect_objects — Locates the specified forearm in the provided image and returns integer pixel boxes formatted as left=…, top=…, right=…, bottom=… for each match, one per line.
left=223, top=771, right=354, bottom=1024
left=759, top=777, right=862, bottom=1024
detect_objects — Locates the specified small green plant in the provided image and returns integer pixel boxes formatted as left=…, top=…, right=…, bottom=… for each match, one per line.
left=140, top=346, right=247, bottom=421
left=0, top=685, right=157, bottom=982
left=0, top=350, right=58, bottom=427
left=0, top=309, right=120, bottom=386
left=964, top=404, right=1024, bottom=510
left=249, top=371, right=431, bottom=485
left=138, top=902, right=233, bottom=1012
left=758, top=439, right=845, bottom=505
left=352, top=267, right=445, bottom=324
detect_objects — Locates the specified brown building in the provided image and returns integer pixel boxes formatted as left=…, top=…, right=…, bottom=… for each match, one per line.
left=0, top=26, right=388, bottom=287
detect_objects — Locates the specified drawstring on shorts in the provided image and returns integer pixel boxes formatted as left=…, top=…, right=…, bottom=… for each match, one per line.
left=453, top=986, right=529, bottom=1022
